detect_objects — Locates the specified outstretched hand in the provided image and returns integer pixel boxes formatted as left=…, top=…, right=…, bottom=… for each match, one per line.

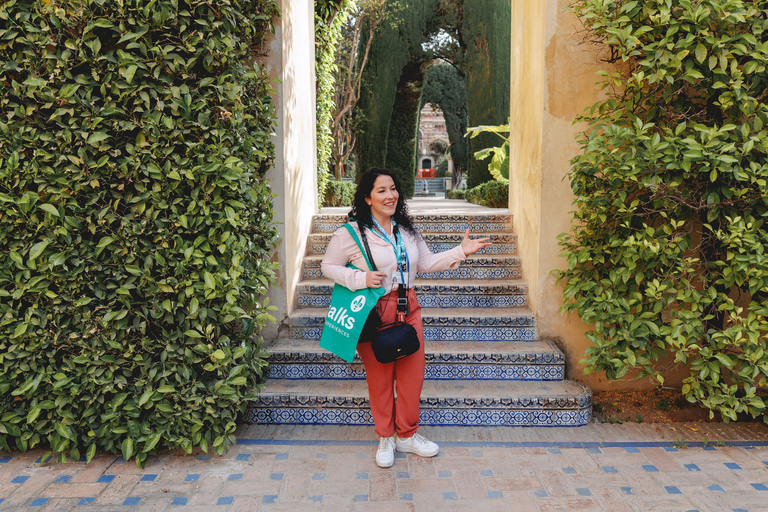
left=460, top=229, right=492, bottom=256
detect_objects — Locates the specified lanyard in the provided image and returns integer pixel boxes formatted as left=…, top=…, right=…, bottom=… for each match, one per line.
left=370, top=218, right=409, bottom=282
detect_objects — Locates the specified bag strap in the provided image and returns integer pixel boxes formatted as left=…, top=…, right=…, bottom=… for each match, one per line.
left=342, top=223, right=376, bottom=272
left=357, top=223, right=378, bottom=272
left=346, top=222, right=408, bottom=321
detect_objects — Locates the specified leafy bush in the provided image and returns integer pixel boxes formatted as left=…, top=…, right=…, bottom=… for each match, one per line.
left=465, top=180, right=508, bottom=208
left=323, top=180, right=356, bottom=207
left=467, top=123, right=509, bottom=181
left=446, top=189, right=465, bottom=200
left=0, top=0, right=280, bottom=466
left=436, top=158, right=449, bottom=178
left=558, top=0, right=768, bottom=422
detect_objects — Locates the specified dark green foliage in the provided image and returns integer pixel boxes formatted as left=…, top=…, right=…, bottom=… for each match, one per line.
left=464, top=180, right=508, bottom=208
left=422, top=64, right=468, bottom=179
left=436, top=158, right=449, bottom=178
left=384, top=61, right=425, bottom=198
left=0, top=0, right=280, bottom=465
left=558, top=0, right=768, bottom=422
left=315, top=0, right=354, bottom=200
left=356, top=0, right=442, bottom=190
left=322, top=180, right=356, bottom=207
left=446, top=189, right=465, bottom=200
left=355, top=0, right=509, bottom=192
left=462, top=0, right=511, bottom=189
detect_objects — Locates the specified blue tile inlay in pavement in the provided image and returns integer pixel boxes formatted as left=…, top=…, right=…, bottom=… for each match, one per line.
left=263, top=495, right=278, bottom=504
left=123, top=497, right=141, bottom=506
left=357, top=472, right=369, bottom=479
left=140, top=474, right=157, bottom=482
left=577, top=488, right=592, bottom=496
left=54, top=475, right=71, bottom=483
left=184, top=474, right=200, bottom=482
left=354, top=495, right=368, bottom=502
left=643, top=464, right=659, bottom=472
left=685, top=464, right=701, bottom=472
left=97, top=475, right=115, bottom=483
left=171, top=497, right=187, bottom=506
left=30, top=498, right=49, bottom=507
left=12, top=476, right=29, bottom=484
left=236, top=453, right=251, bottom=461
left=666, top=486, right=682, bottom=495
left=488, top=490, right=503, bottom=499
left=309, top=495, right=323, bottom=503
left=751, top=483, right=768, bottom=491
left=401, top=493, right=414, bottom=501
left=443, top=492, right=458, bottom=500
left=602, top=466, right=618, bottom=473
left=77, top=498, right=95, bottom=506
left=709, top=485, right=725, bottom=492
left=725, top=462, right=742, bottom=470
left=479, top=469, right=493, bottom=477
left=217, top=497, right=234, bottom=506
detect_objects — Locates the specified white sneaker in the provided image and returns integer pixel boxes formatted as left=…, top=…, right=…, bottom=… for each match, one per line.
left=375, top=436, right=395, bottom=468
left=395, top=433, right=439, bottom=457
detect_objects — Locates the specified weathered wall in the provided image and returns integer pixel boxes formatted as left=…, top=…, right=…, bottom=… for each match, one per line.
left=512, top=0, right=679, bottom=390
left=264, top=0, right=318, bottom=338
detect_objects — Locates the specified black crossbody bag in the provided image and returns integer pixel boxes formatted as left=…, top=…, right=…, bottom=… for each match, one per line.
left=358, top=223, right=420, bottom=363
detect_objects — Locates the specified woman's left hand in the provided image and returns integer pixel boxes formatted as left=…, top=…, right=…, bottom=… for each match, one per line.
left=460, top=229, right=492, bottom=256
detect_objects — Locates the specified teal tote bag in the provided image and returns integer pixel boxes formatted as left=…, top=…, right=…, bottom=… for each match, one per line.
left=319, top=224, right=387, bottom=362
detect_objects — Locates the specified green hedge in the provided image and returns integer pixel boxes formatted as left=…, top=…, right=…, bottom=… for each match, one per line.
left=558, top=0, right=768, bottom=422
left=446, top=189, right=465, bottom=200
left=322, top=180, right=356, bottom=207
left=464, top=180, right=508, bottom=208
left=0, top=0, right=279, bottom=466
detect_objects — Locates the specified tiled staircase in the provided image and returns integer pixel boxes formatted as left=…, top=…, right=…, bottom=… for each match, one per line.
left=250, top=212, right=592, bottom=427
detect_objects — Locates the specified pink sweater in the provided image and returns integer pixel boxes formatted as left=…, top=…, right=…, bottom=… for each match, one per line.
left=321, top=223, right=466, bottom=292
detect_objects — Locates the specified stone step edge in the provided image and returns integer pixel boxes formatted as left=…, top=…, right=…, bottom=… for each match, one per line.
left=252, top=380, right=592, bottom=410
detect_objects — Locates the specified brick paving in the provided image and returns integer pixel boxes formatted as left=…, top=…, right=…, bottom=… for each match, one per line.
left=0, top=423, right=767, bottom=511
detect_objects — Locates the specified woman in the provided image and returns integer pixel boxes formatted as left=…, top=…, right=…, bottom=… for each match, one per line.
left=321, top=168, right=492, bottom=468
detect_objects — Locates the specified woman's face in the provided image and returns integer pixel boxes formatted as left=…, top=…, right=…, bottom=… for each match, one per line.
left=365, top=174, right=399, bottom=222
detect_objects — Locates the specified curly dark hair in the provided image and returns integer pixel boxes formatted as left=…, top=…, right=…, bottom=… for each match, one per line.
left=349, top=168, right=417, bottom=235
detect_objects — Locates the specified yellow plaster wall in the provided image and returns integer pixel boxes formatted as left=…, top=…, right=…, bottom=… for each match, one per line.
left=512, top=0, right=678, bottom=390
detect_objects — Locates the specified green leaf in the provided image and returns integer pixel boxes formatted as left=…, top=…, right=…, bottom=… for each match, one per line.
left=695, top=43, right=706, bottom=63
left=203, top=272, right=215, bottom=290
left=28, top=240, right=50, bottom=260
left=39, top=204, right=60, bottom=217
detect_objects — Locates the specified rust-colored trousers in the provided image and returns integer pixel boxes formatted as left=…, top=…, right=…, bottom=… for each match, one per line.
left=357, top=288, right=425, bottom=438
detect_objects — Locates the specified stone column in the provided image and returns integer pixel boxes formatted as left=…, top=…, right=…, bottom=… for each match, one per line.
left=263, top=0, right=318, bottom=339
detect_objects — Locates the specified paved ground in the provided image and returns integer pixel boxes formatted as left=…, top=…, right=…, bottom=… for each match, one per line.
left=2, top=423, right=768, bottom=511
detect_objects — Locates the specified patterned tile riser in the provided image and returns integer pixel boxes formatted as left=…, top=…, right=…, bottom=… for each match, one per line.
left=268, top=350, right=565, bottom=364
left=249, top=408, right=591, bottom=427
left=312, top=213, right=512, bottom=225
left=296, top=294, right=527, bottom=309
left=255, top=391, right=592, bottom=409
left=302, top=267, right=522, bottom=280
left=313, top=222, right=513, bottom=233
left=307, top=243, right=517, bottom=256
left=267, top=363, right=564, bottom=381
left=290, top=327, right=539, bottom=342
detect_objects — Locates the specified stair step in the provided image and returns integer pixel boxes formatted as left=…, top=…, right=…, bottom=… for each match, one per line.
left=306, top=233, right=517, bottom=256
left=312, top=213, right=512, bottom=233
left=265, top=339, right=564, bottom=381
left=301, top=255, right=522, bottom=280
left=289, top=308, right=538, bottom=342
left=295, top=279, right=528, bottom=309
left=249, top=379, right=592, bottom=427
